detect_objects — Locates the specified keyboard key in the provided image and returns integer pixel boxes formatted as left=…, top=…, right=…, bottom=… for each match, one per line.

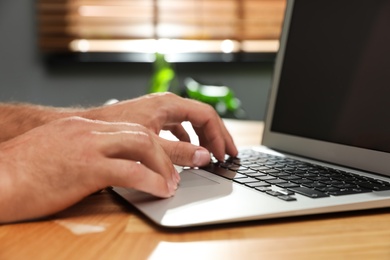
left=202, top=164, right=238, bottom=179
left=219, top=162, right=235, bottom=169
left=303, top=182, right=327, bottom=189
left=228, top=165, right=248, bottom=171
left=250, top=166, right=271, bottom=171
left=278, top=195, right=297, bottom=201
left=269, top=172, right=291, bottom=177
left=255, top=186, right=272, bottom=192
left=308, top=176, right=331, bottom=181
left=245, top=172, right=267, bottom=178
left=276, top=182, right=300, bottom=189
left=333, top=183, right=359, bottom=189
left=232, top=173, right=247, bottom=179
left=280, top=175, right=301, bottom=181
left=353, top=181, right=390, bottom=191
left=320, top=180, right=345, bottom=186
left=257, top=176, right=277, bottom=181
left=260, top=169, right=280, bottom=174
left=327, top=188, right=372, bottom=196
left=288, top=186, right=329, bottom=198
left=296, top=172, right=317, bottom=178
left=316, top=186, right=341, bottom=193
left=234, top=177, right=259, bottom=184
left=245, top=181, right=271, bottom=188
left=237, top=169, right=258, bottom=174
left=266, top=190, right=285, bottom=196
left=276, top=189, right=295, bottom=195
left=292, top=178, right=314, bottom=185
left=266, top=179, right=287, bottom=185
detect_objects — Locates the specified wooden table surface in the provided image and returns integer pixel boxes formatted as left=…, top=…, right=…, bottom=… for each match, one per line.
left=1, top=120, right=390, bottom=260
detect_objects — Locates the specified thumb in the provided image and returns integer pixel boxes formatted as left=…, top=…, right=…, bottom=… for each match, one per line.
left=158, top=137, right=211, bottom=167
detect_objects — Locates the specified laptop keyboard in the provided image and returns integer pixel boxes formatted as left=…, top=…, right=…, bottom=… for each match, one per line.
left=202, top=149, right=390, bottom=202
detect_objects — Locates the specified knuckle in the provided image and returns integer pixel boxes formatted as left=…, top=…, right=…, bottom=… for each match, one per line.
left=60, top=116, right=85, bottom=125
left=204, top=103, right=217, bottom=115
left=168, top=142, right=184, bottom=162
left=134, top=131, right=155, bottom=149
left=149, top=91, right=176, bottom=100
left=131, top=123, right=148, bottom=132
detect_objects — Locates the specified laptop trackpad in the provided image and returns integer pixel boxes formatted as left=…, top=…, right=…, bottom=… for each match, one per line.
left=178, top=170, right=220, bottom=188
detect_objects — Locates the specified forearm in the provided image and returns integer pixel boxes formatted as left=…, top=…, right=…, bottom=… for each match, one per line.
left=0, top=103, right=84, bottom=142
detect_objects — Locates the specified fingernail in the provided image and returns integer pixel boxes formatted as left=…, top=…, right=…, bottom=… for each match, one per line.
left=192, top=150, right=211, bottom=166
left=167, top=181, right=175, bottom=196
left=171, top=168, right=179, bottom=184
left=174, top=168, right=181, bottom=182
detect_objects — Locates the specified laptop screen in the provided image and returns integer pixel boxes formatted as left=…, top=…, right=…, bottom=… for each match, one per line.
left=271, top=0, right=390, bottom=153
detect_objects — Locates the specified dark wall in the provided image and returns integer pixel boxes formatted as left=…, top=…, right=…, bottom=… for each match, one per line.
left=0, top=1, right=273, bottom=120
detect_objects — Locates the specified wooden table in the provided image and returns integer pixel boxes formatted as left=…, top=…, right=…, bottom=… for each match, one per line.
left=1, top=120, right=390, bottom=260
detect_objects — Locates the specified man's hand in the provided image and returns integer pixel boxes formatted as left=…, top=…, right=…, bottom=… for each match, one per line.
left=0, top=117, right=180, bottom=223
left=80, top=92, right=238, bottom=162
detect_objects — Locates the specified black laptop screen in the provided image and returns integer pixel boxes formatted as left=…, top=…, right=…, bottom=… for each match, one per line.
left=271, top=0, right=390, bottom=153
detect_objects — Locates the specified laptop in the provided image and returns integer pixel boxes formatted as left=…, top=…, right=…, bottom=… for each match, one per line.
left=110, top=0, right=390, bottom=228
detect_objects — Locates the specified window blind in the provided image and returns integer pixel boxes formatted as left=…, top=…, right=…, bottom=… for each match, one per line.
left=37, top=0, right=286, bottom=60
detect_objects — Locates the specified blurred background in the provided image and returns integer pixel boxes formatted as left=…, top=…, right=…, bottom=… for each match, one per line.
left=0, top=1, right=285, bottom=120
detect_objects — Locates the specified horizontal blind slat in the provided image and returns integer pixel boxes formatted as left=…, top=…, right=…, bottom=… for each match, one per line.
left=37, top=0, right=286, bottom=53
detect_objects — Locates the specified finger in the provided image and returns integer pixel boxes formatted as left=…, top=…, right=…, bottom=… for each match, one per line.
left=82, top=119, right=181, bottom=185
left=158, top=137, right=211, bottom=167
left=193, top=127, right=226, bottom=161
left=195, top=114, right=237, bottom=161
left=93, top=129, right=179, bottom=189
left=97, top=159, right=175, bottom=198
left=157, top=94, right=238, bottom=160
